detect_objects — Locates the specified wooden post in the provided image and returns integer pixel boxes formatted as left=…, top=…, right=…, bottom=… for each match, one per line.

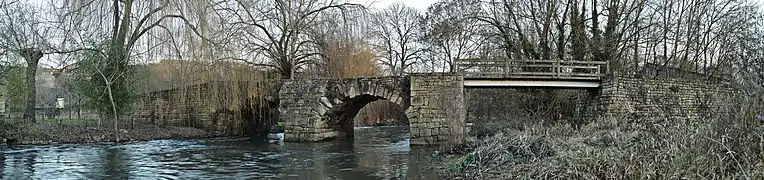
left=504, top=59, right=510, bottom=78
left=556, top=59, right=560, bottom=79
left=597, top=63, right=602, bottom=79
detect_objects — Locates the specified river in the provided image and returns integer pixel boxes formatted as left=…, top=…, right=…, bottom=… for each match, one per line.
left=0, top=126, right=442, bottom=179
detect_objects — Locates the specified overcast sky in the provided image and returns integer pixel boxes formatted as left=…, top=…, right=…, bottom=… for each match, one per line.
left=349, top=0, right=438, bottom=12
left=358, top=0, right=764, bottom=13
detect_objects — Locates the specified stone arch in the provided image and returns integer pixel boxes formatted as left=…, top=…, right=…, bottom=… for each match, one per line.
left=280, top=77, right=412, bottom=142
left=326, top=78, right=410, bottom=111
left=316, top=78, right=411, bottom=139
left=322, top=94, right=409, bottom=138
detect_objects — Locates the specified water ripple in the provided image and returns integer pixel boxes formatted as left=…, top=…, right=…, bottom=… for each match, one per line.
left=0, top=126, right=439, bottom=179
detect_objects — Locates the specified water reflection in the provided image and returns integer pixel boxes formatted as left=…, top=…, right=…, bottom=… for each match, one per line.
left=0, top=126, right=440, bottom=179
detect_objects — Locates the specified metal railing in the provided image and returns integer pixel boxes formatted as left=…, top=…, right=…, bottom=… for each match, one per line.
left=455, top=59, right=608, bottom=80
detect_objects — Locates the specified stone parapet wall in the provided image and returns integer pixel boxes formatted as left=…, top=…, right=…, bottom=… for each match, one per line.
left=577, top=73, right=736, bottom=123
left=407, top=73, right=465, bottom=145
left=132, top=80, right=282, bottom=136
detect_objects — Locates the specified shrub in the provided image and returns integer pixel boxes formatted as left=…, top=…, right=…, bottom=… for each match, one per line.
left=442, top=92, right=764, bottom=179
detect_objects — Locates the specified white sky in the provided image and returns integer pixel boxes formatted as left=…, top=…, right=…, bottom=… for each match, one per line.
left=349, top=0, right=438, bottom=12
left=20, top=0, right=764, bottom=68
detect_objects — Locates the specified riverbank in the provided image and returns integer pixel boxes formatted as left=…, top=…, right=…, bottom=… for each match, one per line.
left=436, top=114, right=764, bottom=179
left=0, top=121, right=212, bottom=145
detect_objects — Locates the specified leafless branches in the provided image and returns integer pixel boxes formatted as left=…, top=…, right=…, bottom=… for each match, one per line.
left=370, top=3, right=424, bottom=75
left=211, top=0, right=364, bottom=79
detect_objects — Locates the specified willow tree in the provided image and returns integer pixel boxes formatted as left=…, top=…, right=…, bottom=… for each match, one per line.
left=213, top=0, right=363, bottom=79
left=0, top=0, right=60, bottom=123
left=60, top=0, right=205, bottom=139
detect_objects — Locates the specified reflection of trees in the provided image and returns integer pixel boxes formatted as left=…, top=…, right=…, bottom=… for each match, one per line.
left=103, top=149, right=129, bottom=179
left=0, top=150, right=39, bottom=178
left=349, top=127, right=418, bottom=179
left=405, top=147, right=440, bottom=179
left=23, top=151, right=35, bottom=177
left=0, top=153, right=4, bottom=178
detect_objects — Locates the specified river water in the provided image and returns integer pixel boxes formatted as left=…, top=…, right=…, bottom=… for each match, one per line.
left=0, top=126, right=442, bottom=179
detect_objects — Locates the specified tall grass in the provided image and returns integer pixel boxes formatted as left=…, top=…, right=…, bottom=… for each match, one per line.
left=443, top=91, right=764, bottom=179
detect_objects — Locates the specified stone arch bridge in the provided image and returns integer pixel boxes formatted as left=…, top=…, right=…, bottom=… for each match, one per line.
left=279, top=72, right=601, bottom=145
left=130, top=60, right=736, bottom=146
left=279, top=60, right=736, bottom=145
left=278, top=75, right=469, bottom=145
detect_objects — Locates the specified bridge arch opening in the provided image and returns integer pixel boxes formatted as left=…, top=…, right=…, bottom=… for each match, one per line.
left=327, top=94, right=409, bottom=139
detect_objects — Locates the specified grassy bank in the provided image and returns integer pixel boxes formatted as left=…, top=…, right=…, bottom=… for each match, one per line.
left=440, top=99, right=764, bottom=179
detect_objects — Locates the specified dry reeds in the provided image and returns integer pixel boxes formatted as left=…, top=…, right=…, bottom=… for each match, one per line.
left=444, top=88, right=764, bottom=179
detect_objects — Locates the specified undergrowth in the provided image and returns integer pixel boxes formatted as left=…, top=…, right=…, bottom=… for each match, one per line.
left=441, top=93, right=764, bottom=179
left=0, top=120, right=50, bottom=142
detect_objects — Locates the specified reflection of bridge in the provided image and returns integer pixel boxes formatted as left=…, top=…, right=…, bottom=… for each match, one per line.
left=456, top=59, right=608, bottom=88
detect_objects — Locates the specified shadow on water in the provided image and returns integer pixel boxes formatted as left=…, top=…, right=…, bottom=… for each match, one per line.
left=0, top=126, right=440, bottom=179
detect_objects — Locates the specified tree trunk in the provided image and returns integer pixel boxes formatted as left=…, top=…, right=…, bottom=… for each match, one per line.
left=21, top=48, right=43, bottom=123
left=107, top=81, right=119, bottom=142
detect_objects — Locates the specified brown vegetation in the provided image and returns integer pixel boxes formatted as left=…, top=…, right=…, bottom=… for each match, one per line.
left=353, top=100, right=408, bottom=127
left=322, top=38, right=380, bottom=78
left=440, top=92, right=764, bottom=179
left=0, top=120, right=210, bottom=145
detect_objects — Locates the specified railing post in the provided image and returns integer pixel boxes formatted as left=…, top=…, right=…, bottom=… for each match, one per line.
left=504, top=59, right=509, bottom=78
left=597, top=64, right=601, bottom=79
left=606, top=61, right=610, bottom=74
left=556, top=59, right=560, bottom=79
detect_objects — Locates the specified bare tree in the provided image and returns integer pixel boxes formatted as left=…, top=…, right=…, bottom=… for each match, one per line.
left=0, top=0, right=59, bottom=123
left=423, top=0, right=485, bottom=72
left=370, top=3, right=424, bottom=75
left=212, top=0, right=362, bottom=79
left=307, top=10, right=380, bottom=78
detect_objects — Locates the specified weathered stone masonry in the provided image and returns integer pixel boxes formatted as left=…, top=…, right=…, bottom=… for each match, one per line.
left=132, top=80, right=281, bottom=136
left=406, top=73, right=466, bottom=145
left=279, top=76, right=411, bottom=142
left=279, top=74, right=466, bottom=145
left=577, top=73, right=736, bottom=123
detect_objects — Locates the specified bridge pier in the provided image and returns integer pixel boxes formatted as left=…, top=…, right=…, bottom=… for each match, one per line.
left=279, top=79, right=341, bottom=142
left=407, top=73, right=466, bottom=145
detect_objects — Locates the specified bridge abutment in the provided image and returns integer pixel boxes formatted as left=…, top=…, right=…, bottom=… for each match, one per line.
left=407, top=73, right=466, bottom=145
left=576, top=73, right=736, bottom=124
